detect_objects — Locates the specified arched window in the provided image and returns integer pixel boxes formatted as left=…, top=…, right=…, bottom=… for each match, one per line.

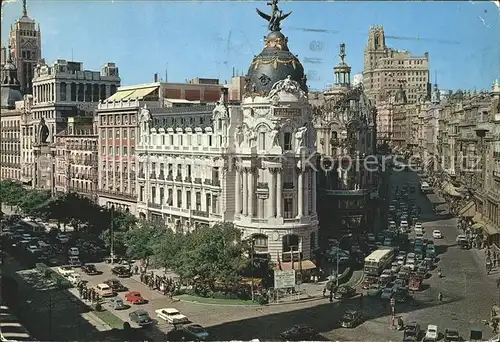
left=257, top=125, right=268, bottom=151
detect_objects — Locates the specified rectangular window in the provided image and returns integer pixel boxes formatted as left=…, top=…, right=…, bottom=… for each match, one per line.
left=196, top=192, right=201, bottom=211
left=123, top=146, right=128, bottom=155
left=186, top=191, right=191, bottom=208
left=259, top=132, right=266, bottom=150
left=168, top=163, right=173, bottom=175
left=151, top=187, right=156, bottom=203
left=131, top=130, right=135, bottom=139
left=284, top=198, right=293, bottom=218
left=284, top=132, right=292, bottom=151
left=160, top=187, right=164, bottom=204
left=177, top=190, right=182, bottom=208
left=102, top=146, right=106, bottom=155
left=115, top=147, right=119, bottom=155
left=101, top=129, right=105, bottom=139
left=108, top=146, right=112, bottom=155
left=187, top=165, right=192, bottom=178
left=108, top=129, right=112, bottom=138
left=115, top=129, right=120, bottom=139
left=123, top=129, right=128, bottom=139
left=169, top=135, right=174, bottom=145
left=177, top=164, right=182, bottom=177
left=139, top=186, right=144, bottom=202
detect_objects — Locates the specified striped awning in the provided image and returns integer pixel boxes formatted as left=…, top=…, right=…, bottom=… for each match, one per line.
left=105, top=85, right=159, bottom=102
left=471, top=222, right=484, bottom=229
left=472, top=213, right=483, bottom=223
left=483, top=223, right=500, bottom=236
left=459, top=201, right=476, bottom=217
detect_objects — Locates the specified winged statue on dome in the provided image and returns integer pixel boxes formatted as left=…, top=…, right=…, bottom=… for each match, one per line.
left=256, top=0, right=292, bottom=32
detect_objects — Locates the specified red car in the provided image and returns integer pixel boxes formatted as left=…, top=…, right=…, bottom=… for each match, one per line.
left=125, top=291, right=147, bottom=304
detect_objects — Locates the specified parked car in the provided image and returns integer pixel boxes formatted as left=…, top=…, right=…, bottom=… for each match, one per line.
left=155, top=308, right=189, bottom=324
left=125, top=291, right=147, bottom=304
left=67, top=273, right=82, bottom=285
left=339, top=310, right=363, bottom=328
left=111, top=266, right=131, bottom=278
left=404, top=321, right=421, bottom=341
left=68, top=256, right=81, bottom=267
left=104, top=278, right=127, bottom=292
left=444, top=328, right=460, bottom=341
left=424, top=324, right=439, bottom=341
left=110, top=297, right=127, bottom=310
left=96, top=283, right=115, bottom=297
left=380, top=288, right=394, bottom=300
left=280, top=325, right=317, bottom=341
left=367, top=284, right=382, bottom=297
left=68, top=247, right=79, bottom=256
left=81, top=264, right=99, bottom=275
left=181, top=324, right=210, bottom=341
left=334, top=286, right=356, bottom=300
left=129, top=309, right=153, bottom=326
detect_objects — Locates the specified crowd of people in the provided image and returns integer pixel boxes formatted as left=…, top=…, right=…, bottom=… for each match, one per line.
left=139, top=271, right=181, bottom=298
left=76, top=280, right=101, bottom=303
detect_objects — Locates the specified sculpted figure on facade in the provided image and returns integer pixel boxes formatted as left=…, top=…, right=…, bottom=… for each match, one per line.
left=294, top=125, right=307, bottom=153
left=268, top=75, right=306, bottom=100
left=235, top=125, right=244, bottom=146
left=38, top=117, right=49, bottom=143
left=245, top=128, right=257, bottom=147
left=270, top=124, right=280, bottom=147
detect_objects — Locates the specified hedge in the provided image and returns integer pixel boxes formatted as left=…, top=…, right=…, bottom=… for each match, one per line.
left=36, top=263, right=72, bottom=289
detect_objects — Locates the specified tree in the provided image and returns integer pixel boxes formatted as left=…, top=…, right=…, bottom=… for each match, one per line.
left=125, top=223, right=159, bottom=266
left=173, top=223, right=246, bottom=290
left=17, top=189, right=51, bottom=217
left=152, top=228, right=185, bottom=271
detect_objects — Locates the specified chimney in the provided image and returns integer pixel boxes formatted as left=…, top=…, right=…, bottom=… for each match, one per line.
left=154, top=73, right=158, bottom=82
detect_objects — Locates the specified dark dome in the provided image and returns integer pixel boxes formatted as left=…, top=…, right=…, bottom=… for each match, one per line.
left=1, top=86, right=22, bottom=109
left=246, top=31, right=307, bottom=96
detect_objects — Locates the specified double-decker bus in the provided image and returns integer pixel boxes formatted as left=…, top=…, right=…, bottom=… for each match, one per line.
left=364, top=247, right=395, bottom=276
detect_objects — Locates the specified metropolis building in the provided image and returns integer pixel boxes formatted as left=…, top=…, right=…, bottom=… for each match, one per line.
left=313, top=44, right=379, bottom=245
left=136, top=0, right=319, bottom=266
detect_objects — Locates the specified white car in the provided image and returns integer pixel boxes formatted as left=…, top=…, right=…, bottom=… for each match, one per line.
left=389, top=221, right=397, bottom=230
left=414, top=222, right=423, bottom=230
left=155, top=308, right=189, bottom=324
left=57, top=234, right=70, bottom=244
left=68, top=247, right=79, bottom=256
left=57, top=265, right=75, bottom=277
left=400, top=220, right=409, bottom=229
left=406, top=260, right=416, bottom=271
left=21, top=233, right=32, bottom=240
left=432, top=230, right=443, bottom=239
left=396, top=255, right=406, bottom=266
left=425, top=324, right=438, bottom=341
left=27, top=245, right=40, bottom=253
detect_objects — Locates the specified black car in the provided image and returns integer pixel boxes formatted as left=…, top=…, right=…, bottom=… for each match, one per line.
left=444, top=328, right=461, bottom=341
left=104, top=278, right=128, bottom=292
left=167, top=325, right=210, bottom=342
left=403, top=321, right=421, bottom=341
left=280, top=325, right=317, bottom=341
left=129, top=309, right=152, bottom=326
left=334, top=285, right=357, bottom=300
left=339, top=310, right=363, bottom=328
left=111, top=266, right=131, bottom=278
left=81, top=264, right=99, bottom=275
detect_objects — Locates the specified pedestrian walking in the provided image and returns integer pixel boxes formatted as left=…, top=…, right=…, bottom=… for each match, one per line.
left=323, top=288, right=327, bottom=297
left=329, top=290, right=333, bottom=303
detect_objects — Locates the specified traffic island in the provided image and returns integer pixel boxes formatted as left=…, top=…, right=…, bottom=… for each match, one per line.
left=91, top=308, right=124, bottom=330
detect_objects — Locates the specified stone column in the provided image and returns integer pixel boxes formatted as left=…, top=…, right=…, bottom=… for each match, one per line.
left=276, top=169, right=282, bottom=218
left=268, top=168, right=276, bottom=218
left=304, top=170, right=309, bottom=215
left=248, top=168, right=254, bottom=217
left=258, top=198, right=264, bottom=218
left=242, top=168, right=248, bottom=216
left=311, top=168, right=317, bottom=214
left=235, top=167, right=241, bottom=214
left=297, top=170, right=303, bottom=217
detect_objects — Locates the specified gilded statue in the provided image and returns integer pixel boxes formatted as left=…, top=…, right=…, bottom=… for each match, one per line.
left=256, top=0, right=292, bottom=32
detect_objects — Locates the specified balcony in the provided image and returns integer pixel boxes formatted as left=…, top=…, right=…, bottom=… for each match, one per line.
left=148, top=202, right=162, bottom=210
left=158, top=172, right=165, bottom=180
left=138, top=172, right=145, bottom=179
left=204, top=179, right=212, bottom=185
left=166, top=174, right=174, bottom=181
left=194, top=178, right=202, bottom=184
left=257, top=182, right=269, bottom=189
left=283, top=182, right=294, bottom=189
left=191, top=209, right=209, bottom=218
left=150, top=173, right=156, bottom=179
left=175, top=175, right=183, bottom=182
left=184, top=176, right=192, bottom=183
left=212, top=179, right=220, bottom=187
left=98, top=189, right=135, bottom=201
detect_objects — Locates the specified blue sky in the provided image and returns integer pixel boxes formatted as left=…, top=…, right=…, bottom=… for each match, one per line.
left=2, top=0, right=499, bottom=91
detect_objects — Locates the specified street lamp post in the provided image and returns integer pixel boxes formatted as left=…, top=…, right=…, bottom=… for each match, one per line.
left=110, top=205, right=115, bottom=264
left=336, top=233, right=353, bottom=288
left=250, top=238, right=255, bottom=302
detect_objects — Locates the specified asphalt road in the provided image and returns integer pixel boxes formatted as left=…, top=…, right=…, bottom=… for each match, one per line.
left=391, top=168, right=497, bottom=341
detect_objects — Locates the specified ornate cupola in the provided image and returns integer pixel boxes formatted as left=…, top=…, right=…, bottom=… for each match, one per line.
left=245, top=0, right=307, bottom=96
left=1, top=46, right=23, bottom=109
left=333, top=43, right=352, bottom=88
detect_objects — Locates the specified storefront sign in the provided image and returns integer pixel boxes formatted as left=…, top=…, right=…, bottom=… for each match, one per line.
left=274, top=269, right=296, bottom=289
left=273, top=108, right=301, bottom=118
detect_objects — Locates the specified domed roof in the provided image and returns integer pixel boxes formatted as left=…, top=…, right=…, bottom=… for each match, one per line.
left=1, top=49, right=23, bottom=109
left=245, top=0, right=307, bottom=96
left=1, top=86, right=23, bottom=109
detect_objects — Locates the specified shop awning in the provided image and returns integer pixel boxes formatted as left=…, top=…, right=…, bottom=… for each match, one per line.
left=471, top=222, right=484, bottom=229
left=442, top=182, right=462, bottom=197
left=472, top=213, right=483, bottom=223
left=280, top=260, right=317, bottom=271
left=427, top=194, right=446, bottom=205
left=459, top=201, right=476, bottom=217
left=105, top=85, right=159, bottom=102
left=483, top=223, right=500, bottom=236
